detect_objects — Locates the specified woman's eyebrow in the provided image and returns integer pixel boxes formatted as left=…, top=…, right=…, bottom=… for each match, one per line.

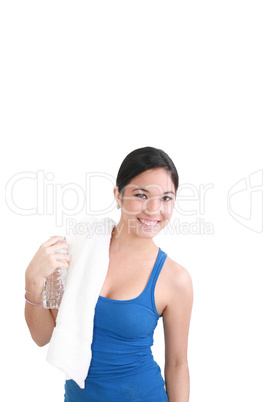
left=132, top=187, right=149, bottom=192
left=132, top=188, right=175, bottom=196
left=164, top=191, right=176, bottom=196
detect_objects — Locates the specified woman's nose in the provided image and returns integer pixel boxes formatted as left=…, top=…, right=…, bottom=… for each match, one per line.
left=144, top=197, right=161, bottom=215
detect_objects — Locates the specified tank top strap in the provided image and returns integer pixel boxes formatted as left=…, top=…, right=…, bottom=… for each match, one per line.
left=150, top=247, right=167, bottom=290
left=136, top=247, right=167, bottom=316
left=142, top=248, right=167, bottom=316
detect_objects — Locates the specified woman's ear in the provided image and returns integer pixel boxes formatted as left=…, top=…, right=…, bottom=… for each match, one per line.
left=114, top=186, right=121, bottom=209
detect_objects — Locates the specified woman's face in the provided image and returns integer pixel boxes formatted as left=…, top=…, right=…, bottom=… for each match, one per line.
left=116, top=168, right=176, bottom=239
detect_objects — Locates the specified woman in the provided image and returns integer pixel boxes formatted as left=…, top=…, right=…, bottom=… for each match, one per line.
left=25, top=146, right=193, bottom=401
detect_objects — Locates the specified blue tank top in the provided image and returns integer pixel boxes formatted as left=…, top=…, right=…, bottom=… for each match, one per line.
left=64, top=247, right=169, bottom=401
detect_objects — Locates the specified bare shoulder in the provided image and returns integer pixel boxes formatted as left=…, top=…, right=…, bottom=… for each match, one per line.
left=165, top=256, right=193, bottom=287
left=163, top=256, right=194, bottom=306
left=161, top=256, right=194, bottom=367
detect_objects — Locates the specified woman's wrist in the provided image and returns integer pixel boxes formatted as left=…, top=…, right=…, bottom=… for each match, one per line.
left=25, top=294, right=43, bottom=306
left=25, top=265, right=44, bottom=294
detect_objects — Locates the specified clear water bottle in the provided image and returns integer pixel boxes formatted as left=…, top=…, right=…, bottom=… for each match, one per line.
left=43, top=240, right=68, bottom=309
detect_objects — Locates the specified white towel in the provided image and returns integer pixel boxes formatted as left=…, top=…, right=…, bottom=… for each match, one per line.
left=46, top=216, right=116, bottom=389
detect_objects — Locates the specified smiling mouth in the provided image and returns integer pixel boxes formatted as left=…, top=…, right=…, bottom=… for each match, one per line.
left=137, top=218, right=160, bottom=227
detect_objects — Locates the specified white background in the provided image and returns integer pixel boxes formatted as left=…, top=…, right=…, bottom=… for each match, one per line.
left=1, top=1, right=267, bottom=401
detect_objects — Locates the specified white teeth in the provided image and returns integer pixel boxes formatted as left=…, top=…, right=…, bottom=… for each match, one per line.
left=139, top=218, right=158, bottom=226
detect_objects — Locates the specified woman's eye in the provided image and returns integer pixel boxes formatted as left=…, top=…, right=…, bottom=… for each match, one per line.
left=135, top=193, right=147, bottom=199
left=162, top=196, right=172, bottom=201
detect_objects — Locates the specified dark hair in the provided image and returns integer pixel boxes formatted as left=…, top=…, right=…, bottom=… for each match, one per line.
left=116, top=146, right=179, bottom=194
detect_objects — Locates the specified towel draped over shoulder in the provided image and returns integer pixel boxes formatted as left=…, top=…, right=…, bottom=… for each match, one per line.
left=46, top=216, right=116, bottom=389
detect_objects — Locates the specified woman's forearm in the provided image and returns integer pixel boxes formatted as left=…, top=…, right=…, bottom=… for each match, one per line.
left=25, top=272, right=55, bottom=347
left=24, top=237, right=70, bottom=346
left=164, top=363, right=190, bottom=402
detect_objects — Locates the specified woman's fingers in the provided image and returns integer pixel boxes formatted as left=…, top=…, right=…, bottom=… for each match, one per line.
left=53, top=259, right=70, bottom=269
left=40, top=237, right=70, bottom=253
left=52, top=242, right=70, bottom=253
left=43, top=236, right=66, bottom=248
left=54, top=253, right=71, bottom=262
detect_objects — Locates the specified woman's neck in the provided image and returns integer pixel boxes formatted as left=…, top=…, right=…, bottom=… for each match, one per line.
left=111, top=220, right=157, bottom=256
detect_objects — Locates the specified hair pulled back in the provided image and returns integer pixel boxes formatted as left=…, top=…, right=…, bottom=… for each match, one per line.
left=116, top=146, right=179, bottom=194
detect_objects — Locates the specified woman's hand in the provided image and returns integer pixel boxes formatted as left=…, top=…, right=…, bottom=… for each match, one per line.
left=25, top=236, right=71, bottom=292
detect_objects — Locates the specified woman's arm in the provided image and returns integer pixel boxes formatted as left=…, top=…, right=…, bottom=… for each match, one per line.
left=162, top=261, right=194, bottom=402
left=25, top=272, right=57, bottom=347
left=24, top=237, right=70, bottom=347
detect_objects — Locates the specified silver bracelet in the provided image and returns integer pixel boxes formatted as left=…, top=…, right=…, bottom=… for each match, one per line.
left=25, top=288, right=43, bottom=296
